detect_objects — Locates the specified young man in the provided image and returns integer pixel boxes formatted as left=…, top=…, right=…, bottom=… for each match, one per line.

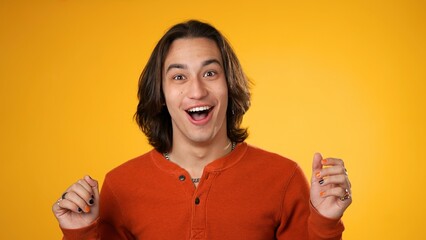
left=53, top=20, right=352, bottom=239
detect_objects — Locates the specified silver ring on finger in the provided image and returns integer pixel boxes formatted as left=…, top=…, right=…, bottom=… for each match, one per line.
left=340, top=188, right=351, bottom=201
left=57, top=198, right=63, bottom=207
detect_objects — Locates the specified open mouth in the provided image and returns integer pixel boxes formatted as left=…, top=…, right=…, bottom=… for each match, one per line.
left=186, top=106, right=213, bottom=121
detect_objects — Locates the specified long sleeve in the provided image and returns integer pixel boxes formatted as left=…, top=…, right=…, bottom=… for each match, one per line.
left=97, top=175, right=135, bottom=239
left=276, top=165, right=344, bottom=240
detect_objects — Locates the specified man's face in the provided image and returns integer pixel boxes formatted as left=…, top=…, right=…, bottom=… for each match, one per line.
left=162, top=37, right=228, bottom=147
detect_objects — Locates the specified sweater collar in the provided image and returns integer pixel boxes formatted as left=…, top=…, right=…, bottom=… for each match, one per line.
left=151, top=142, right=248, bottom=174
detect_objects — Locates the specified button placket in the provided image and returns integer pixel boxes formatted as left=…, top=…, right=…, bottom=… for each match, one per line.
left=190, top=171, right=217, bottom=239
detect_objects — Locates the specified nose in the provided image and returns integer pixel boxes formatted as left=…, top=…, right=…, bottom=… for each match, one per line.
left=187, top=77, right=207, bottom=99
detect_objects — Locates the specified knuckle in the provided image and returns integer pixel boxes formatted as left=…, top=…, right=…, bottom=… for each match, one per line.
left=68, top=182, right=80, bottom=191
left=65, top=191, right=75, bottom=199
left=66, top=192, right=85, bottom=206
left=337, top=175, right=346, bottom=183
left=329, top=175, right=344, bottom=184
left=78, top=179, right=90, bottom=189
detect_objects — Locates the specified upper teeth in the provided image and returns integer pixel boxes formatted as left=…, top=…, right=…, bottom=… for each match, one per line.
left=187, top=106, right=210, bottom=112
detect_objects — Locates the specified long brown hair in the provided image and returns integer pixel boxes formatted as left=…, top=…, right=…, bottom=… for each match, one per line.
left=135, top=20, right=251, bottom=153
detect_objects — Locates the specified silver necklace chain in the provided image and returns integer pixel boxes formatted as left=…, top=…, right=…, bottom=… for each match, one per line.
left=163, top=142, right=236, bottom=184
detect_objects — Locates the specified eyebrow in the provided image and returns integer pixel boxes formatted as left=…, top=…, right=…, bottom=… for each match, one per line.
left=165, top=58, right=222, bottom=73
left=202, top=59, right=222, bottom=67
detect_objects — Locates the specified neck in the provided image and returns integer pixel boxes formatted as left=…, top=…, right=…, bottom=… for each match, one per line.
left=165, top=138, right=234, bottom=177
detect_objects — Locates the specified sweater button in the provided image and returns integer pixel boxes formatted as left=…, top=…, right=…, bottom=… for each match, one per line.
left=195, top=197, right=200, bottom=205
left=178, top=175, right=186, bottom=181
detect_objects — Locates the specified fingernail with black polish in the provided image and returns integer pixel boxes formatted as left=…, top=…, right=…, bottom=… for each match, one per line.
left=319, top=179, right=324, bottom=185
left=78, top=207, right=83, bottom=213
left=89, top=198, right=94, bottom=205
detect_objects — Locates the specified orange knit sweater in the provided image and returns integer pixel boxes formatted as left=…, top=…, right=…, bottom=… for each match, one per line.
left=61, top=142, right=344, bottom=239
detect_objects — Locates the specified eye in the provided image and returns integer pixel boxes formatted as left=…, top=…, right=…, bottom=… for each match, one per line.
left=203, top=71, right=216, bottom=77
left=173, top=74, right=186, bottom=80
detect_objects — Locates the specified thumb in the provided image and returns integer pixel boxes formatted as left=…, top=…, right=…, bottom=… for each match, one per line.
left=84, top=175, right=100, bottom=200
left=311, top=152, right=323, bottom=182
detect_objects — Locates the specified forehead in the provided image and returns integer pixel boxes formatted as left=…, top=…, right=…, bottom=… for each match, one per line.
left=164, top=37, right=222, bottom=65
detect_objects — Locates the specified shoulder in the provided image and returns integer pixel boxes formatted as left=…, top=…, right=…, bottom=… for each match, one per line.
left=244, top=144, right=299, bottom=169
left=104, top=150, right=156, bottom=183
left=244, top=144, right=310, bottom=194
left=232, top=143, right=305, bottom=182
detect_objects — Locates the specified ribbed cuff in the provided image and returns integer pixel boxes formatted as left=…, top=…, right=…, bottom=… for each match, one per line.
left=308, top=203, right=345, bottom=239
left=60, top=218, right=99, bottom=240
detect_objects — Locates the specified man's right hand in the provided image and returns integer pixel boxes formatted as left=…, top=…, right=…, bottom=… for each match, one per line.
left=52, top=175, right=100, bottom=229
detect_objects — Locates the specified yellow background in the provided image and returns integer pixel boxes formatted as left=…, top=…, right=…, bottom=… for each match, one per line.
left=1, top=0, right=425, bottom=239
